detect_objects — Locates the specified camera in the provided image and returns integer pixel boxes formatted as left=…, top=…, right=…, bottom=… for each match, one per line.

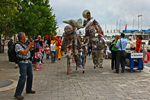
left=29, top=38, right=34, bottom=42
left=29, top=38, right=39, bottom=43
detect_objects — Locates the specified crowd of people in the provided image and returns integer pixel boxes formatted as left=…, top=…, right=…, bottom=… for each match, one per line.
left=106, top=34, right=144, bottom=73
left=8, top=33, right=64, bottom=69
left=7, top=31, right=143, bottom=99
left=6, top=9, right=144, bottom=100
left=7, top=32, right=66, bottom=99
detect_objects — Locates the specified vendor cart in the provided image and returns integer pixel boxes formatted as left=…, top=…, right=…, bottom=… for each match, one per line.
left=125, top=51, right=143, bottom=72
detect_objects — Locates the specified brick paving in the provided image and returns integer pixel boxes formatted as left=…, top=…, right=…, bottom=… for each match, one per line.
left=0, top=47, right=150, bottom=100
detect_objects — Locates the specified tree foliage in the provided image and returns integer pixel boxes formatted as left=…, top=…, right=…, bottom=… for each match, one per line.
left=0, top=0, right=18, bottom=36
left=12, top=0, right=57, bottom=37
left=0, top=0, right=57, bottom=37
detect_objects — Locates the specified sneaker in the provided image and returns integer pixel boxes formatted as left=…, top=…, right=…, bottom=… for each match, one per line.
left=15, top=66, right=18, bottom=69
left=94, top=65, right=96, bottom=69
left=113, top=70, right=119, bottom=73
left=14, top=95, right=24, bottom=99
left=26, top=90, right=36, bottom=94
left=100, top=66, right=103, bottom=68
left=38, top=66, right=43, bottom=69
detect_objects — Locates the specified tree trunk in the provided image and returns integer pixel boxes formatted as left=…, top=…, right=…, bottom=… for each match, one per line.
left=14, top=34, right=16, bottom=43
left=0, top=35, right=1, bottom=53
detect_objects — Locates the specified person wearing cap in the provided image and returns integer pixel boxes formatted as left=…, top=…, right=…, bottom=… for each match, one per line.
left=95, top=34, right=106, bottom=68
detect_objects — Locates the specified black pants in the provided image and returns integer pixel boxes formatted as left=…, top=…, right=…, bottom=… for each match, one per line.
left=116, top=50, right=126, bottom=73
left=88, top=50, right=91, bottom=56
left=111, top=50, right=117, bottom=70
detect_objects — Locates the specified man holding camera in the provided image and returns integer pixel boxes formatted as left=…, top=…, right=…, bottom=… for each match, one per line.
left=14, top=32, right=35, bottom=100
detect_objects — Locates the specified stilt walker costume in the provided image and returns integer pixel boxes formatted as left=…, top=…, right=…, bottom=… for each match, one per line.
left=82, top=9, right=103, bottom=68
left=61, top=19, right=82, bottom=75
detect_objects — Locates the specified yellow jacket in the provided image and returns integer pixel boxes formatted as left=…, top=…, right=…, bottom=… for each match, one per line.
left=51, top=40, right=58, bottom=50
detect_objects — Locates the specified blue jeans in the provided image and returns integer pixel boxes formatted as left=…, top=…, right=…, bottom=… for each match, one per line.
left=79, top=54, right=83, bottom=66
left=51, top=50, right=57, bottom=62
left=15, top=62, right=33, bottom=96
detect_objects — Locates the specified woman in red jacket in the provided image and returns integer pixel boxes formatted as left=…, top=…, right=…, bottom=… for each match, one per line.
left=135, top=35, right=142, bottom=52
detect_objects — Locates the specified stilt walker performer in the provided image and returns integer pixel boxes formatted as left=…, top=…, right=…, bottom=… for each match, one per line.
left=61, top=19, right=82, bottom=74
left=82, top=9, right=103, bottom=68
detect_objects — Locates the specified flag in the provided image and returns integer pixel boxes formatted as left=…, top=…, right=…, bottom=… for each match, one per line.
left=125, top=24, right=127, bottom=30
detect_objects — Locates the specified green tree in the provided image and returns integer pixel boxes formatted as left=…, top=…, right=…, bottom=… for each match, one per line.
left=0, top=0, right=18, bottom=53
left=13, top=0, right=57, bottom=37
left=0, top=0, right=18, bottom=36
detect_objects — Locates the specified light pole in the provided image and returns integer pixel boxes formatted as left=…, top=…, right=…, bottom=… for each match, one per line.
left=119, top=19, right=126, bottom=31
left=133, top=19, right=136, bottom=30
left=138, top=15, right=142, bottom=30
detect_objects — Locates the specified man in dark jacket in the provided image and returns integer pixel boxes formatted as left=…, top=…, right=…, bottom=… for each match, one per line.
left=8, top=39, right=13, bottom=61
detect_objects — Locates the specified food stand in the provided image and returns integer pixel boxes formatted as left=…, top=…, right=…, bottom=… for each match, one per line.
left=125, top=51, right=143, bottom=72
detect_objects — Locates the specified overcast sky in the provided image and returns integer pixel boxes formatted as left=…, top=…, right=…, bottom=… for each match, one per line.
left=50, top=0, right=150, bottom=35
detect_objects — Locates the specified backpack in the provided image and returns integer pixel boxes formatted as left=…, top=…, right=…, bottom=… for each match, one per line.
left=10, top=42, right=26, bottom=63
left=96, top=39, right=104, bottom=50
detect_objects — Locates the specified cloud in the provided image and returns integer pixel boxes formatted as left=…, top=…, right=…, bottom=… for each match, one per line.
left=50, top=0, right=150, bottom=34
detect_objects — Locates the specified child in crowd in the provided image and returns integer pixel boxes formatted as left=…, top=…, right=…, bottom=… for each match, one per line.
left=51, top=37, right=57, bottom=63
left=34, top=47, right=41, bottom=71
left=37, top=44, right=43, bottom=69
left=105, top=42, right=112, bottom=59
left=45, top=44, right=50, bottom=59
left=39, top=45, right=44, bottom=68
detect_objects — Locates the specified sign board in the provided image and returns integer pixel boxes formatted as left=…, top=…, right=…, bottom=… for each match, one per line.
left=131, top=53, right=143, bottom=58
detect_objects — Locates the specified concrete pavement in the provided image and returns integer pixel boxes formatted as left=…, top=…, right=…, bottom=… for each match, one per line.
left=0, top=47, right=150, bottom=100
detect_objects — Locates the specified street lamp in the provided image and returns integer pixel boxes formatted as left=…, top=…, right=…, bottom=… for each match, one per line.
left=138, top=15, right=142, bottom=30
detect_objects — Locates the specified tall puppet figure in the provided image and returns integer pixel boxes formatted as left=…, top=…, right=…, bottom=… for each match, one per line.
left=61, top=19, right=82, bottom=74
left=82, top=9, right=103, bottom=68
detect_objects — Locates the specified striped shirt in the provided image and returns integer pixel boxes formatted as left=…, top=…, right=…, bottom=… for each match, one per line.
left=15, top=42, right=31, bottom=63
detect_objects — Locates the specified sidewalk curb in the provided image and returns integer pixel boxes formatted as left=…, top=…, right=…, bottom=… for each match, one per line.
left=0, top=79, right=17, bottom=92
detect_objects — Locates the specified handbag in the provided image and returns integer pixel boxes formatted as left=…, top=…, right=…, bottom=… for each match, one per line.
left=120, top=39, right=127, bottom=59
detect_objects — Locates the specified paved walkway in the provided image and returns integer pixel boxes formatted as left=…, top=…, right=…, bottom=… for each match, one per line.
left=1, top=47, right=150, bottom=100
